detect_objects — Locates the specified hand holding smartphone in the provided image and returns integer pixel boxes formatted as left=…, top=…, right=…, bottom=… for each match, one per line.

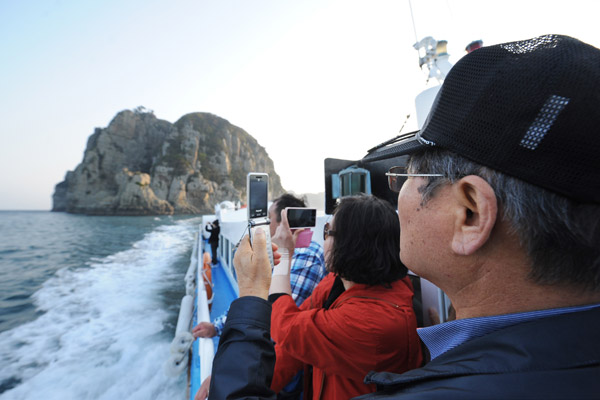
left=286, top=207, right=316, bottom=248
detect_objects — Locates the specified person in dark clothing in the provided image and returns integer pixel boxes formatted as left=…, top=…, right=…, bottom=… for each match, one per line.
left=205, top=220, right=220, bottom=265
left=208, top=35, right=600, bottom=399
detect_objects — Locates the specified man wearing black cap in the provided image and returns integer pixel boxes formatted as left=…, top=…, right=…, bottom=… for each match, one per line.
left=207, top=35, right=600, bottom=399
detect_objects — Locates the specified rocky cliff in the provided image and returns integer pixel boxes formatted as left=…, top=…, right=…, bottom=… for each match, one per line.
left=52, top=108, right=284, bottom=215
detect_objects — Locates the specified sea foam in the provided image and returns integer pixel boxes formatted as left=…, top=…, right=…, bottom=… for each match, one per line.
left=0, top=218, right=200, bottom=400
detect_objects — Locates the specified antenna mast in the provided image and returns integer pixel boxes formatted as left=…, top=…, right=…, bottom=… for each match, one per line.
left=408, top=0, right=419, bottom=44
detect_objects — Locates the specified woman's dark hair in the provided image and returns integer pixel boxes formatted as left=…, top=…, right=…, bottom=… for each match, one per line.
left=328, top=194, right=406, bottom=286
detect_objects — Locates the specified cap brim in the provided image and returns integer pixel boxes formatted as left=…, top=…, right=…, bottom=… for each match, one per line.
left=362, top=130, right=431, bottom=162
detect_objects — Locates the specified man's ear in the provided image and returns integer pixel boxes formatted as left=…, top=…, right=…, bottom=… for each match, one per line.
left=451, top=175, right=498, bottom=255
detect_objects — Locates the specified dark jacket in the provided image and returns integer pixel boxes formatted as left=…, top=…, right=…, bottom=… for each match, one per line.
left=209, top=297, right=277, bottom=400
left=357, top=306, right=600, bottom=399
left=206, top=224, right=220, bottom=244
left=209, top=298, right=600, bottom=399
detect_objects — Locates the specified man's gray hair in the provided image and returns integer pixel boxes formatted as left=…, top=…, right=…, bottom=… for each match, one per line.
left=409, top=149, right=600, bottom=292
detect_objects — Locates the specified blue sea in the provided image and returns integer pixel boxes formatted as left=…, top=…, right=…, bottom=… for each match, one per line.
left=0, top=211, right=202, bottom=400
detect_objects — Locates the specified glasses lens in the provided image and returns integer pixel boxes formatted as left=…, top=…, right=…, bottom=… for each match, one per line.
left=387, top=166, right=407, bottom=192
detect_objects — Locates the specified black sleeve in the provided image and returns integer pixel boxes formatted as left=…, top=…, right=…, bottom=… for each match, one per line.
left=209, top=296, right=277, bottom=400
left=268, top=293, right=289, bottom=303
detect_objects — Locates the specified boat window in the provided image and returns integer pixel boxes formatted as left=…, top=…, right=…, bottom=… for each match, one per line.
left=338, top=167, right=371, bottom=197
left=225, top=238, right=230, bottom=266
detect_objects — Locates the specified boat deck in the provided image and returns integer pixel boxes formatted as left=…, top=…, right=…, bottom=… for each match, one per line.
left=189, top=239, right=238, bottom=399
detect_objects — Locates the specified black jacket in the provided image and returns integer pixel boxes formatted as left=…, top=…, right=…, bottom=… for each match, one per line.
left=209, top=297, right=277, bottom=400
left=357, top=306, right=600, bottom=399
left=209, top=298, right=600, bottom=399
left=206, top=224, right=220, bottom=244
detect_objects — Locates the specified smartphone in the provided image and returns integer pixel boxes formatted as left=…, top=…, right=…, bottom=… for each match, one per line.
left=246, top=173, right=274, bottom=268
left=286, top=208, right=317, bottom=229
left=247, top=173, right=268, bottom=220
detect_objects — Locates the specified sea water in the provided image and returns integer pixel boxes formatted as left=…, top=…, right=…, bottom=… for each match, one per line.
left=0, top=211, right=201, bottom=399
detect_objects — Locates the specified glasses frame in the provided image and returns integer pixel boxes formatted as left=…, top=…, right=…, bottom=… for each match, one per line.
left=323, top=222, right=335, bottom=241
left=386, top=166, right=444, bottom=192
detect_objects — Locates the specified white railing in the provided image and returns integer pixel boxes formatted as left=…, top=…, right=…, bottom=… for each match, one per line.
left=164, top=229, right=214, bottom=380
left=164, top=233, right=198, bottom=377
left=195, top=230, right=214, bottom=383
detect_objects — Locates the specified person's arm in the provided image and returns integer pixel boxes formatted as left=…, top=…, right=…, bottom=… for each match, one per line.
left=271, top=341, right=304, bottom=392
left=192, top=321, right=217, bottom=338
left=212, top=310, right=227, bottom=336
left=270, top=208, right=301, bottom=296
left=194, top=375, right=211, bottom=400
left=270, top=275, right=328, bottom=392
left=208, top=229, right=278, bottom=400
left=209, top=297, right=277, bottom=400
left=269, top=248, right=293, bottom=296
left=193, top=308, right=228, bottom=339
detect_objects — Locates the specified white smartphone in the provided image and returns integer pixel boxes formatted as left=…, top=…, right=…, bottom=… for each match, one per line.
left=286, top=208, right=317, bottom=229
left=285, top=207, right=316, bottom=249
left=247, top=173, right=274, bottom=268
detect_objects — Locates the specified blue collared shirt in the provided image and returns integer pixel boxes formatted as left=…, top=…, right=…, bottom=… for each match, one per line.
left=289, top=240, right=327, bottom=307
left=214, top=240, right=326, bottom=335
left=418, top=303, right=600, bottom=360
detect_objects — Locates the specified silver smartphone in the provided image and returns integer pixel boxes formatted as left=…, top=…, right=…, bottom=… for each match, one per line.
left=247, top=173, right=274, bottom=268
left=286, top=207, right=317, bottom=229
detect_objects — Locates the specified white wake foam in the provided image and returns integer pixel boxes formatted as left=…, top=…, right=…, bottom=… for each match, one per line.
left=0, top=218, right=201, bottom=400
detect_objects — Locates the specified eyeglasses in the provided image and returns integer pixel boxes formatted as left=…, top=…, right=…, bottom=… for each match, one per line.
left=323, top=222, right=336, bottom=240
left=385, top=166, right=444, bottom=192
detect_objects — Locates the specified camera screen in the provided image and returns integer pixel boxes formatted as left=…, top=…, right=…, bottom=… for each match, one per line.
left=249, top=178, right=268, bottom=219
left=287, top=208, right=316, bottom=228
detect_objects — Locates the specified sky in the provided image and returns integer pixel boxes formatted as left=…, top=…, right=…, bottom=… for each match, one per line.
left=0, top=0, right=598, bottom=210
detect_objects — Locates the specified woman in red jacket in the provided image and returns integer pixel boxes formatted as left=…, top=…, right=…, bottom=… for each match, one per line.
left=269, top=194, right=423, bottom=399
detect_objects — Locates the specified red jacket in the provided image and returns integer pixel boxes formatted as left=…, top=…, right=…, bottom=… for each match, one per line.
left=271, top=273, right=423, bottom=399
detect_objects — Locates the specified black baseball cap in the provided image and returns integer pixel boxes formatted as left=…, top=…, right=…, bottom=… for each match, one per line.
left=373, top=34, right=600, bottom=203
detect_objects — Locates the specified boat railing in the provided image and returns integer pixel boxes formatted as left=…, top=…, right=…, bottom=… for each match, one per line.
left=193, top=228, right=214, bottom=384
left=164, top=227, right=214, bottom=397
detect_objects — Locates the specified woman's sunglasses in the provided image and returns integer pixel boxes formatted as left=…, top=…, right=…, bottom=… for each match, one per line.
left=323, top=222, right=335, bottom=240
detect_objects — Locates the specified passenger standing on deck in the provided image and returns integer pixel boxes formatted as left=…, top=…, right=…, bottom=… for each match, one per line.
left=205, top=34, right=600, bottom=399
left=205, top=220, right=220, bottom=265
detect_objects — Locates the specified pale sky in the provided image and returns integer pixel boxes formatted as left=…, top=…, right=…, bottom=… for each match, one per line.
left=1, top=0, right=598, bottom=210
